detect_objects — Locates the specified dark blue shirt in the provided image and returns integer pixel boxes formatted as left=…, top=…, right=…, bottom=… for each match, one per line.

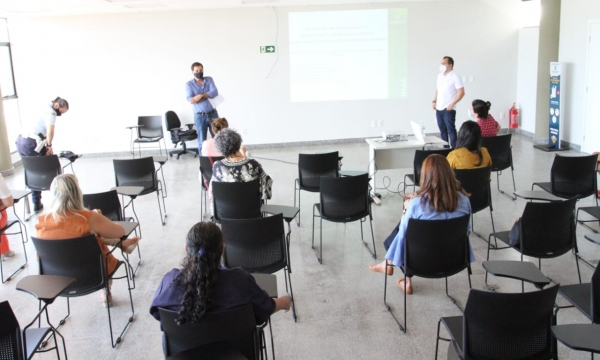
left=186, top=77, right=218, bottom=113
left=149, top=267, right=275, bottom=325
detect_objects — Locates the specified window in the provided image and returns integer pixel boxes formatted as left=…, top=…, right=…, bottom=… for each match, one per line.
left=0, top=18, right=17, bottom=99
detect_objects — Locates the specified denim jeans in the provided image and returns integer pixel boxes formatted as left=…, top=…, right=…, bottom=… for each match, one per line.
left=194, top=109, right=219, bottom=153
left=16, top=135, right=46, bottom=205
left=436, top=109, right=457, bottom=148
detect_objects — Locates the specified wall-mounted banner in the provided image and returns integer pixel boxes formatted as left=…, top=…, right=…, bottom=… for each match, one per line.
left=548, top=62, right=562, bottom=149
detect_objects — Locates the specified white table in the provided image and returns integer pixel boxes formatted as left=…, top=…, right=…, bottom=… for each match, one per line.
left=366, top=135, right=446, bottom=196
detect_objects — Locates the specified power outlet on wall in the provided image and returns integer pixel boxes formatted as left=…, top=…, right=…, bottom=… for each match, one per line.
left=377, top=120, right=383, bottom=127
left=242, top=128, right=248, bottom=135
left=499, top=112, right=504, bottom=120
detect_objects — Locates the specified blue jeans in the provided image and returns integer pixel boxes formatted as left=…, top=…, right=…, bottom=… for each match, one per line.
left=194, top=109, right=218, bottom=153
left=436, top=109, right=457, bottom=148
left=16, top=135, right=46, bottom=205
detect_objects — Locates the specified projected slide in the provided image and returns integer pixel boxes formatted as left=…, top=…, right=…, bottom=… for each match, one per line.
left=289, top=9, right=408, bottom=102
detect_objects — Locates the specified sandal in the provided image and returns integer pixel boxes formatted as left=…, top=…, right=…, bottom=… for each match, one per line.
left=369, top=263, right=393, bottom=275
left=397, top=278, right=413, bottom=295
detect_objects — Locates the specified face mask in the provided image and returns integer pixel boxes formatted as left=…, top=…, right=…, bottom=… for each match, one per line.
left=54, top=107, right=61, bottom=116
left=467, top=108, right=474, bottom=119
left=194, top=72, right=204, bottom=79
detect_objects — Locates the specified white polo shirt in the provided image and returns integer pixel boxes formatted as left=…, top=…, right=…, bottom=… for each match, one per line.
left=23, top=102, right=57, bottom=137
left=436, top=70, right=464, bottom=111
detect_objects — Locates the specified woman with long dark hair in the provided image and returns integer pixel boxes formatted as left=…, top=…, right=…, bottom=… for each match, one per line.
left=150, top=221, right=290, bottom=325
left=471, top=99, right=500, bottom=137
left=369, top=155, right=474, bottom=294
left=446, top=120, right=492, bottom=169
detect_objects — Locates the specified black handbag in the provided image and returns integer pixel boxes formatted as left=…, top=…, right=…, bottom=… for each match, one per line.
left=508, top=218, right=522, bottom=247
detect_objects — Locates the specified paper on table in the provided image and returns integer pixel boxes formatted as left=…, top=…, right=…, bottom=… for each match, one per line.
left=208, top=95, right=225, bottom=108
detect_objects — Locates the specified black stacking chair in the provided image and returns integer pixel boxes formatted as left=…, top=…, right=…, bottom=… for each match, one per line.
left=454, top=167, right=495, bottom=242
left=487, top=198, right=581, bottom=283
left=165, top=110, right=198, bottom=159
left=83, top=190, right=141, bottom=281
left=222, top=214, right=295, bottom=321
left=532, top=153, right=598, bottom=204
left=384, top=215, right=472, bottom=334
left=481, top=134, right=516, bottom=200
left=31, top=235, right=134, bottom=348
left=403, top=148, right=452, bottom=194
left=113, top=157, right=167, bottom=225
left=0, top=301, right=64, bottom=359
left=556, top=262, right=600, bottom=324
left=1, top=213, right=27, bottom=283
left=212, top=179, right=262, bottom=224
left=166, top=341, right=248, bottom=360
left=294, top=152, right=339, bottom=226
left=20, top=155, right=62, bottom=219
left=312, top=174, right=376, bottom=264
left=199, top=156, right=224, bottom=219
left=132, top=115, right=167, bottom=157
left=159, top=304, right=260, bottom=360
left=434, top=285, right=559, bottom=360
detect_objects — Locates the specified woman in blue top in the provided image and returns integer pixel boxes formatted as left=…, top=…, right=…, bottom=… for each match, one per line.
left=369, top=154, right=474, bottom=294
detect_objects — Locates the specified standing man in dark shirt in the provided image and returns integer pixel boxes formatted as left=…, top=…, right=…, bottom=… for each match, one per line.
left=186, top=62, right=219, bottom=154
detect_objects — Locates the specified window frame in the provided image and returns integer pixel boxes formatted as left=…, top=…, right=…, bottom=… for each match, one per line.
left=0, top=41, right=18, bottom=99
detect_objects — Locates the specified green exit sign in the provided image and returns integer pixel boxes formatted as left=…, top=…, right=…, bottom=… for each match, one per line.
left=260, top=45, right=276, bottom=53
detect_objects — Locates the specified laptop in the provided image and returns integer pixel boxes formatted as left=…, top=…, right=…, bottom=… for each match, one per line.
left=410, top=121, right=448, bottom=146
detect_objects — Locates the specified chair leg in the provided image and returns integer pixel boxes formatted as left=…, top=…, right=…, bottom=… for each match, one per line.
left=294, top=180, right=300, bottom=227
left=268, top=320, right=275, bottom=360
left=497, top=169, right=517, bottom=200
left=360, top=217, right=377, bottom=259
left=156, top=182, right=167, bottom=226
left=285, top=264, right=297, bottom=322
left=106, top=265, right=135, bottom=348
left=0, top=223, right=28, bottom=283
left=200, top=187, right=204, bottom=220
left=383, top=262, right=406, bottom=333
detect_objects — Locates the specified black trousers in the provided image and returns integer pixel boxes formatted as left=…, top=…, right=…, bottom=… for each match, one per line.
left=16, top=135, right=47, bottom=205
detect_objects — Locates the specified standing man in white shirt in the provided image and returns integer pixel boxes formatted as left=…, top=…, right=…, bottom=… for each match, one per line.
left=432, top=56, right=465, bottom=148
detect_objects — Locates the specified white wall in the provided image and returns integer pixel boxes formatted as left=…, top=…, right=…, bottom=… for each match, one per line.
left=559, top=0, right=600, bottom=146
left=8, top=1, right=521, bottom=154
left=516, top=27, right=539, bottom=134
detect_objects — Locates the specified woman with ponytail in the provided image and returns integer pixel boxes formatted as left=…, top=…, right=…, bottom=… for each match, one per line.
left=150, top=221, right=290, bottom=329
left=471, top=99, right=500, bottom=137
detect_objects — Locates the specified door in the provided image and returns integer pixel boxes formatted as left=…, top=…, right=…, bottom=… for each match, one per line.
left=582, top=21, right=600, bottom=154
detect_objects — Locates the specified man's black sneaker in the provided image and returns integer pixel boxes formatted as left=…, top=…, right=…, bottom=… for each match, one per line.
left=33, top=203, right=43, bottom=212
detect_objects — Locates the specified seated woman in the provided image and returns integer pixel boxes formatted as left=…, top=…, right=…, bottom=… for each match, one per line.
left=0, top=173, right=15, bottom=260
left=209, top=128, right=272, bottom=209
left=202, top=118, right=247, bottom=157
left=150, top=222, right=291, bottom=352
left=35, top=174, right=139, bottom=306
left=369, top=155, right=474, bottom=294
left=446, top=120, right=492, bottom=169
left=471, top=99, right=501, bottom=137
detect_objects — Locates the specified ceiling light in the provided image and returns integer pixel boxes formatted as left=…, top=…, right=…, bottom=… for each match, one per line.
left=124, top=3, right=166, bottom=8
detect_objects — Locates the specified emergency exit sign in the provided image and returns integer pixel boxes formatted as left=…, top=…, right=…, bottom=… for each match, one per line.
left=260, top=46, right=276, bottom=53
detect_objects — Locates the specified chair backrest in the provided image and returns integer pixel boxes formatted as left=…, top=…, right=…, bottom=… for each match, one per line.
left=0, top=301, right=24, bottom=360
left=83, top=190, right=123, bottom=221
left=520, top=198, right=577, bottom=259
left=481, top=134, right=513, bottom=172
left=31, top=235, right=106, bottom=296
left=404, top=215, right=471, bottom=278
left=20, top=155, right=62, bottom=192
left=453, top=167, right=492, bottom=214
left=319, top=174, right=370, bottom=221
left=199, top=156, right=225, bottom=190
left=297, top=152, right=339, bottom=191
left=158, top=304, right=258, bottom=360
left=592, top=264, right=600, bottom=324
left=137, top=115, right=163, bottom=139
left=212, top=179, right=262, bottom=222
left=550, top=154, right=598, bottom=198
left=412, top=148, right=452, bottom=186
left=165, top=111, right=181, bottom=131
left=113, top=157, right=157, bottom=193
left=222, top=214, right=286, bottom=274
left=462, top=286, right=559, bottom=360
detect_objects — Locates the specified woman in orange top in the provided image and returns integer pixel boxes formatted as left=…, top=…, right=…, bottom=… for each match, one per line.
left=35, top=174, right=139, bottom=307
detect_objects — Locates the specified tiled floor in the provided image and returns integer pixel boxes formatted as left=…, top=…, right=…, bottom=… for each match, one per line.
left=1, top=134, right=598, bottom=359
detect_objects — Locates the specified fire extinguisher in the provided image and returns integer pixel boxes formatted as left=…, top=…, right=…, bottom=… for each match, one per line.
left=509, top=103, right=518, bottom=129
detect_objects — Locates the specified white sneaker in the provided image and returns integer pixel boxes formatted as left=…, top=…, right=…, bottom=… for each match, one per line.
left=1, top=250, right=15, bottom=261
